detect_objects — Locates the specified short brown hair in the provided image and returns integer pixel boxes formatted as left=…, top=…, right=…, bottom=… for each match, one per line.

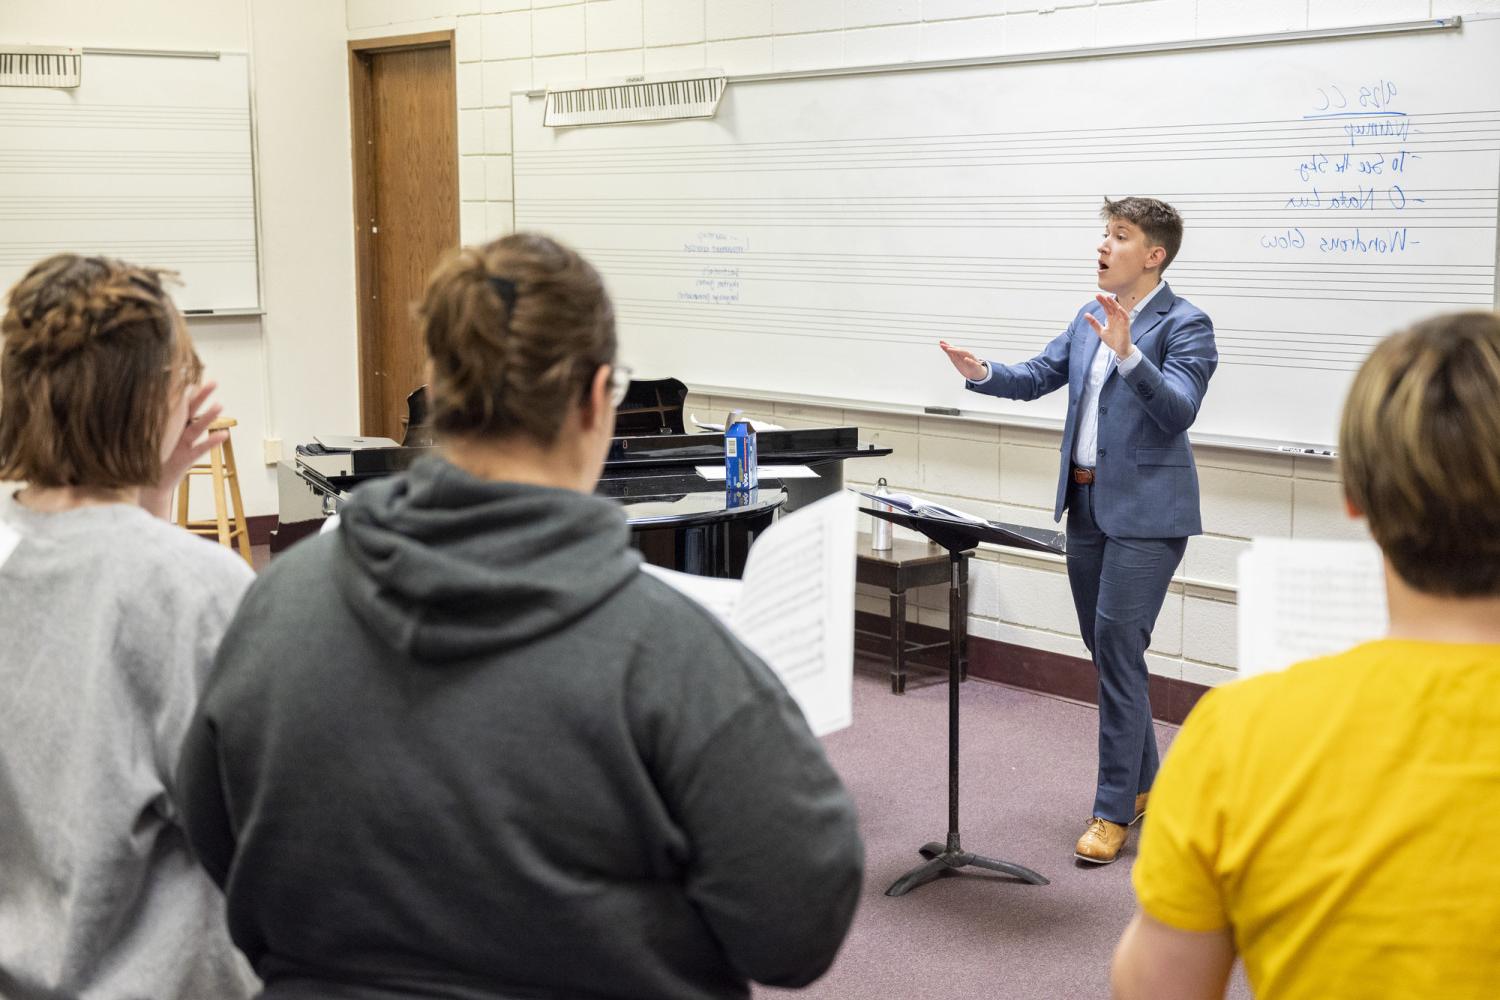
left=1340, top=311, right=1500, bottom=596
left=1101, top=197, right=1184, bottom=272
left=0, top=254, right=201, bottom=488
left=419, top=232, right=616, bottom=445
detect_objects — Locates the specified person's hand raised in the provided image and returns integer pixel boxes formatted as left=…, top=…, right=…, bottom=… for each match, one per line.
left=1085, top=294, right=1135, bottom=359
left=141, top=381, right=227, bottom=520
left=939, top=341, right=988, bottom=381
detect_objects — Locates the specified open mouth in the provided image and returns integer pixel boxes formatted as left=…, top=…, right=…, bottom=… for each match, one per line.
left=1097, top=260, right=1109, bottom=271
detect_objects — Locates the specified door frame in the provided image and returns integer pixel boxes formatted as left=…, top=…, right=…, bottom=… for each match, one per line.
left=347, top=30, right=456, bottom=437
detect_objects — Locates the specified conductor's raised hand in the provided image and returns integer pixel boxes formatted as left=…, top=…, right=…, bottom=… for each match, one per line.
left=1085, top=294, right=1135, bottom=359
left=939, top=341, right=988, bottom=382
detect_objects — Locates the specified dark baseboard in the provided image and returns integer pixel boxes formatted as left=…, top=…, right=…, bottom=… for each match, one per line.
left=185, top=514, right=277, bottom=548
left=854, top=609, right=1209, bottom=725
left=247, top=514, right=277, bottom=547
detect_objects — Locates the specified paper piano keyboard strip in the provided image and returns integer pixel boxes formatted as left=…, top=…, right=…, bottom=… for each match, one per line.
left=0, top=48, right=82, bottom=89
left=544, top=72, right=726, bottom=128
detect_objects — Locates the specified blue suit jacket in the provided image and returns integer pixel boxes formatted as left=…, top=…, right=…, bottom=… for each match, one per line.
left=966, top=283, right=1217, bottom=538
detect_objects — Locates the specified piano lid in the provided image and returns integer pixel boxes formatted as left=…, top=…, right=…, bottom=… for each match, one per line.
left=296, top=425, right=886, bottom=485
left=614, top=377, right=688, bottom=436
left=602, top=426, right=867, bottom=469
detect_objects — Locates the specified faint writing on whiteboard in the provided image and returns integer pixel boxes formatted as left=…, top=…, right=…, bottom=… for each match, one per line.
left=682, top=230, right=748, bottom=254
left=679, top=231, right=745, bottom=304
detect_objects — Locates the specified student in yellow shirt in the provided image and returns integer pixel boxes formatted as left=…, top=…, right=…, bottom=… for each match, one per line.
left=1111, top=310, right=1500, bottom=1000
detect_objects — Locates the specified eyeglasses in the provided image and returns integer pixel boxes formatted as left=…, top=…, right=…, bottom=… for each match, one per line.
left=608, top=364, right=634, bottom=407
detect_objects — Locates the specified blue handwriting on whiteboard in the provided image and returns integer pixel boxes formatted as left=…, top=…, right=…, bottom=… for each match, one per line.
left=1285, top=186, right=1411, bottom=211
left=1309, top=79, right=1399, bottom=114
left=1305, top=81, right=1409, bottom=145
left=1317, top=228, right=1418, bottom=254
left=1260, top=228, right=1305, bottom=250
left=1296, top=151, right=1413, bottom=180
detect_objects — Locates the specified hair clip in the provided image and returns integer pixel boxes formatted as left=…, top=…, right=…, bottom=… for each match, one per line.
left=488, top=275, right=518, bottom=312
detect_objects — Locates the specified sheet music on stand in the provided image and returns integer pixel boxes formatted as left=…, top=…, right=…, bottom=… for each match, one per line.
left=1237, top=538, right=1388, bottom=678
left=642, top=491, right=856, bottom=736
left=853, top=489, right=1066, bottom=556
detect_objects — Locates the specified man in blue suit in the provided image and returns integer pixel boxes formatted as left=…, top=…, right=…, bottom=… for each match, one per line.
left=940, top=197, right=1217, bottom=865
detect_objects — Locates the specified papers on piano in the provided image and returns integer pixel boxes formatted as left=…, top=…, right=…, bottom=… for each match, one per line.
left=694, top=465, right=819, bottom=481
left=1237, top=538, right=1388, bottom=678
left=314, top=435, right=401, bottom=452
left=642, top=491, right=856, bottom=737
left=689, top=413, right=784, bottom=433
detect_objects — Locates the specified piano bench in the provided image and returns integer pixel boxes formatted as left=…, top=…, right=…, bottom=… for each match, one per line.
left=855, top=534, right=969, bottom=695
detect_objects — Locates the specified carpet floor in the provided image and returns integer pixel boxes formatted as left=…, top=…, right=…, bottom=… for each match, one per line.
left=756, top=663, right=1253, bottom=1000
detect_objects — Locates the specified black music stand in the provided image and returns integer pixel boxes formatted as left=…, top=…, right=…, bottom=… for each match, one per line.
left=863, top=506, right=1062, bottom=896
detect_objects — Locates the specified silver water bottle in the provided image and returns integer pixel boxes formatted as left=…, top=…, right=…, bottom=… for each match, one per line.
left=871, top=477, right=893, bottom=551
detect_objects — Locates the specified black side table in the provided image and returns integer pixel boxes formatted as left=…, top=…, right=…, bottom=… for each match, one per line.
left=855, top=533, right=968, bottom=693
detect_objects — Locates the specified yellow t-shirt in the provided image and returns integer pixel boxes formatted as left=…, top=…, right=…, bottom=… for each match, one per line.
left=1134, top=639, right=1500, bottom=999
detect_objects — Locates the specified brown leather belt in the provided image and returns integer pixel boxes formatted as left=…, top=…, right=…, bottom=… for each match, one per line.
left=1071, top=466, right=1095, bottom=485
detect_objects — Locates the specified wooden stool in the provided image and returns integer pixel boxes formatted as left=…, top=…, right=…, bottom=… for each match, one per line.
left=855, top=532, right=970, bottom=694
left=176, top=417, right=253, bottom=566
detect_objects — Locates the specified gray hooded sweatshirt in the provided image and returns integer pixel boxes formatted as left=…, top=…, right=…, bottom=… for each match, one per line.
left=177, top=456, right=863, bottom=1000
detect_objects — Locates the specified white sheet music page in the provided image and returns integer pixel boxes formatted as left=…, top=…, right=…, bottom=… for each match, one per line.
left=1237, top=539, right=1388, bottom=678
left=641, top=566, right=742, bottom=623
left=641, top=491, right=856, bottom=736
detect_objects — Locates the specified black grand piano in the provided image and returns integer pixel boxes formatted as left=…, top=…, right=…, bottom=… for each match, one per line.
left=274, top=379, right=890, bottom=578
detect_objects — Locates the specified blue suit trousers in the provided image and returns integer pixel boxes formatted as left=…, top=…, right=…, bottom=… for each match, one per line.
left=1065, top=481, right=1186, bottom=825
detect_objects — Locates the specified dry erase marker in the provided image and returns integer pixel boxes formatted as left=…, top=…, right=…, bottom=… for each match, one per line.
left=1275, top=445, right=1335, bottom=457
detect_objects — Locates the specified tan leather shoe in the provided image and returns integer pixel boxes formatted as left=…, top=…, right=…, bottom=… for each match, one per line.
left=1075, top=817, right=1129, bottom=865
left=1133, top=792, right=1149, bottom=826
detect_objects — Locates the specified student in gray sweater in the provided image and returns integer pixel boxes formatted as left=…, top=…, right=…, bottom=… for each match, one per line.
left=0, top=255, right=258, bottom=999
left=178, top=233, right=864, bottom=1000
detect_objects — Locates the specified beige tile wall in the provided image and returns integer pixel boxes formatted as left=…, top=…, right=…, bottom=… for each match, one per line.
left=687, top=390, right=1363, bottom=683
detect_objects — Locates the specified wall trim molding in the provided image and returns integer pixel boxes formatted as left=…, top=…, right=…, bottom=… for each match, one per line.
left=854, top=610, right=1211, bottom=726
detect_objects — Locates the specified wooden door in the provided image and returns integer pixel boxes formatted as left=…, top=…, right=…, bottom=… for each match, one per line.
left=349, top=33, right=458, bottom=441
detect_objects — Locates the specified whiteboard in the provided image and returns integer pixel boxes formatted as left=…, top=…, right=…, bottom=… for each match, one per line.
left=0, top=51, right=259, bottom=312
left=513, top=18, right=1500, bottom=450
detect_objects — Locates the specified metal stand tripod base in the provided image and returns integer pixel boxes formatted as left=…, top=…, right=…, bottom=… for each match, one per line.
left=886, top=837, right=1050, bottom=897
left=881, top=545, right=1049, bottom=899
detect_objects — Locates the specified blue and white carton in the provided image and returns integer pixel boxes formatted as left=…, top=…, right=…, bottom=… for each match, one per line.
left=724, top=410, right=758, bottom=507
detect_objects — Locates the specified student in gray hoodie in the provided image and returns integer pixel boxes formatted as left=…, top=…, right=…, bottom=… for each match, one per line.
left=177, top=233, right=864, bottom=1000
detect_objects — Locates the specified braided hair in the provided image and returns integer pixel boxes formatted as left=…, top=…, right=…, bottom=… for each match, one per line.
left=0, top=254, right=201, bottom=488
